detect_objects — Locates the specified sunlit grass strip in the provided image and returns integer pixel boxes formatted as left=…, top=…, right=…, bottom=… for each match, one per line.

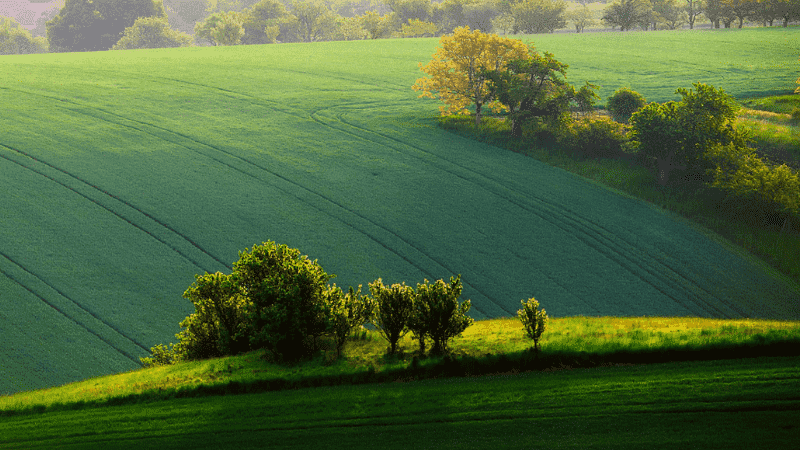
left=2, top=316, right=798, bottom=416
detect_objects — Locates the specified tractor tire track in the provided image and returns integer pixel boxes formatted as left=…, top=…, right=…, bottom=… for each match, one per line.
left=3, top=85, right=489, bottom=316
left=318, top=104, right=750, bottom=318
left=0, top=144, right=225, bottom=274
left=0, top=250, right=147, bottom=363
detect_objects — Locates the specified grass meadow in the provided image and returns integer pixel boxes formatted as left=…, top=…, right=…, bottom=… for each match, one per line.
left=1, top=27, right=799, bottom=401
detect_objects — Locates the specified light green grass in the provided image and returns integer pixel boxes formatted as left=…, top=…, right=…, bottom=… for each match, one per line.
left=2, top=315, right=798, bottom=415
left=1, top=29, right=800, bottom=395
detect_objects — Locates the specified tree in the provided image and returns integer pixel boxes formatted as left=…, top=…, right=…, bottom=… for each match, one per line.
left=704, top=0, right=725, bottom=26
left=493, top=12, right=515, bottom=34
left=112, top=16, right=193, bottom=49
left=47, top=0, right=167, bottom=52
left=194, top=11, right=244, bottom=45
left=401, top=18, right=439, bottom=37
left=685, top=0, right=704, bottom=28
left=412, top=26, right=529, bottom=126
left=602, top=0, right=654, bottom=31
left=387, top=0, right=433, bottom=29
left=240, top=0, right=289, bottom=44
left=653, top=0, right=687, bottom=29
left=776, top=0, right=800, bottom=26
left=607, top=87, right=646, bottom=123
left=482, top=48, right=597, bottom=137
left=335, top=16, right=368, bottom=40
left=369, top=279, right=416, bottom=354
left=723, top=0, right=756, bottom=27
left=324, top=285, right=375, bottom=357
left=512, top=0, right=567, bottom=34
left=517, top=298, right=547, bottom=352
left=291, top=0, right=337, bottom=42
left=360, top=10, right=395, bottom=39
left=464, top=1, right=500, bottom=32
left=567, top=5, right=596, bottom=32
left=629, top=83, right=749, bottom=186
left=413, top=276, right=473, bottom=355
left=0, top=16, right=48, bottom=54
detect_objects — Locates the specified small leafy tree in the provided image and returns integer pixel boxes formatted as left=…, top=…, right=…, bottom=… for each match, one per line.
left=517, top=297, right=548, bottom=352
left=511, top=0, right=567, bottom=34
left=602, top=0, right=654, bottom=31
left=195, top=11, right=245, bottom=46
left=412, top=26, right=529, bottom=126
left=112, top=16, right=193, bottom=50
left=369, top=278, right=416, bottom=354
left=324, top=284, right=375, bottom=357
left=606, top=87, right=646, bottom=123
left=360, top=10, right=395, bottom=39
left=235, top=241, right=335, bottom=362
left=413, top=275, right=474, bottom=355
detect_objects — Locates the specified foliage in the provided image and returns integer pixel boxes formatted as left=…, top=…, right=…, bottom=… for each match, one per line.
left=511, top=0, right=567, bottom=34
left=240, top=0, right=289, bottom=44
left=629, top=82, right=749, bottom=186
left=412, top=26, right=529, bottom=126
left=360, top=10, right=395, bottom=39
left=401, top=19, right=438, bottom=37
left=234, top=241, right=335, bottom=362
left=368, top=279, right=416, bottom=354
left=705, top=142, right=800, bottom=217
left=602, top=0, right=654, bottom=31
left=335, top=16, right=368, bottom=40
left=607, top=87, right=646, bottom=123
left=324, top=284, right=375, bottom=357
left=112, top=16, right=193, bottom=50
left=482, top=48, right=597, bottom=137
left=139, top=343, right=180, bottom=368
left=46, top=0, right=167, bottom=52
left=567, top=5, right=596, bottom=32
left=517, top=297, right=547, bottom=351
left=563, top=116, right=630, bottom=159
left=412, top=275, right=474, bottom=355
left=291, top=0, right=338, bottom=42
left=0, top=17, right=48, bottom=55
left=195, top=11, right=245, bottom=45
left=463, top=1, right=500, bottom=32
left=387, top=0, right=433, bottom=28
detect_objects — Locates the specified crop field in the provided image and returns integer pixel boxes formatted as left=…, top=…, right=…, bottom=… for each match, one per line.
left=1, top=28, right=800, bottom=395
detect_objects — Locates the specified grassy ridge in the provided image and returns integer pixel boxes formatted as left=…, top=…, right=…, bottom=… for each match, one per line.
left=1, top=354, right=798, bottom=449
left=1, top=29, right=799, bottom=395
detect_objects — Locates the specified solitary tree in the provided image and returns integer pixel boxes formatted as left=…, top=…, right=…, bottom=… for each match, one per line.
left=47, top=0, right=167, bottom=52
left=413, top=26, right=529, bottom=126
left=112, top=16, right=193, bottom=49
left=602, top=0, right=654, bottom=31
left=517, top=298, right=548, bottom=352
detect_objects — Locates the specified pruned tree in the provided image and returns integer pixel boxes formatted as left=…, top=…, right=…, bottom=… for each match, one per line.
left=413, top=275, right=473, bottom=356
left=412, top=26, right=529, bottom=126
left=685, top=0, right=704, bottom=29
left=369, top=279, right=415, bottom=354
left=517, top=298, right=548, bottom=352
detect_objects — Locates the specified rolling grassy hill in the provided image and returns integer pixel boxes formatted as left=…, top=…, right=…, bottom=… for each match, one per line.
left=1, top=28, right=799, bottom=395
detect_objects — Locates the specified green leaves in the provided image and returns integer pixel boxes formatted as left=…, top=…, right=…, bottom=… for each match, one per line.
left=414, top=275, right=473, bottom=356
left=517, top=297, right=547, bottom=351
left=369, top=279, right=416, bottom=354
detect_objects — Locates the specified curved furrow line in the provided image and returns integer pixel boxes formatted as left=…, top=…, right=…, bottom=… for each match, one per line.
left=5, top=86, right=491, bottom=316
left=0, top=250, right=146, bottom=362
left=321, top=106, right=743, bottom=317
left=0, top=89, right=232, bottom=272
left=0, top=144, right=222, bottom=274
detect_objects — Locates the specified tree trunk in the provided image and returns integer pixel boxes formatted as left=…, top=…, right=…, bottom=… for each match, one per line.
left=475, top=103, right=482, bottom=127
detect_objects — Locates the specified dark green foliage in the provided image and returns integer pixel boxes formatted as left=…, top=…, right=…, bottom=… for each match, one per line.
left=483, top=48, right=597, bottom=138
left=46, top=0, right=167, bottom=52
left=607, top=87, right=646, bottom=123
left=413, top=275, right=474, bottom=355
left=182, top=271, right=249, bottom=357
left=324, top=284, right=375, bottom=357
left=240, top=0, right=288, bottom=44
left=517, top=297, right=547, bottom=352
left=368, top=279, right=415, bottom=355
left=235, top=241, right=334, bottom=362
left=629, top=82, right=749, bottom=186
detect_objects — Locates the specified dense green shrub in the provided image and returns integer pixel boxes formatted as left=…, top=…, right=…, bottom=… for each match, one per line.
left=629, top=82, right=749, bottom=186
left=517, top=297, right=548, bottom=352
left=413, top=275, right=474, bottom=355
left=324, top=284, right=375, bottom=357
left=369, top=279, right=416, bottom=354
left=235, top=241, right=334, bottom=362
left=606, top=88, right=646, bottom=123
left=563, top=116, right=630, bottom=159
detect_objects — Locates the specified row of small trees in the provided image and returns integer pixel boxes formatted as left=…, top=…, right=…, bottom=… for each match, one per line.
left=142, top=241, right=549, bottom=366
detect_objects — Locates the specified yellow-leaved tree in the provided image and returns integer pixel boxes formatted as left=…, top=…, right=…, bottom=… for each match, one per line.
left=412, top=26, right=529, bottom=126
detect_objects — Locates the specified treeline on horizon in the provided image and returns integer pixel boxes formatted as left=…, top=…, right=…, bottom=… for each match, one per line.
left=1, top=0, right=799, bottom=54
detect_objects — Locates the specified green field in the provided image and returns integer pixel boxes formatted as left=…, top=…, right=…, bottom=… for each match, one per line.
left=1, top=27, right=800, bottom=395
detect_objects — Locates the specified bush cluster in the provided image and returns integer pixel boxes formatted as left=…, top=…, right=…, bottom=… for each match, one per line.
left=143, top=242, right=487, bottom=367
left=606, top=88, right=646, bottom=123
left=561, top=116, right=630, bottom=159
